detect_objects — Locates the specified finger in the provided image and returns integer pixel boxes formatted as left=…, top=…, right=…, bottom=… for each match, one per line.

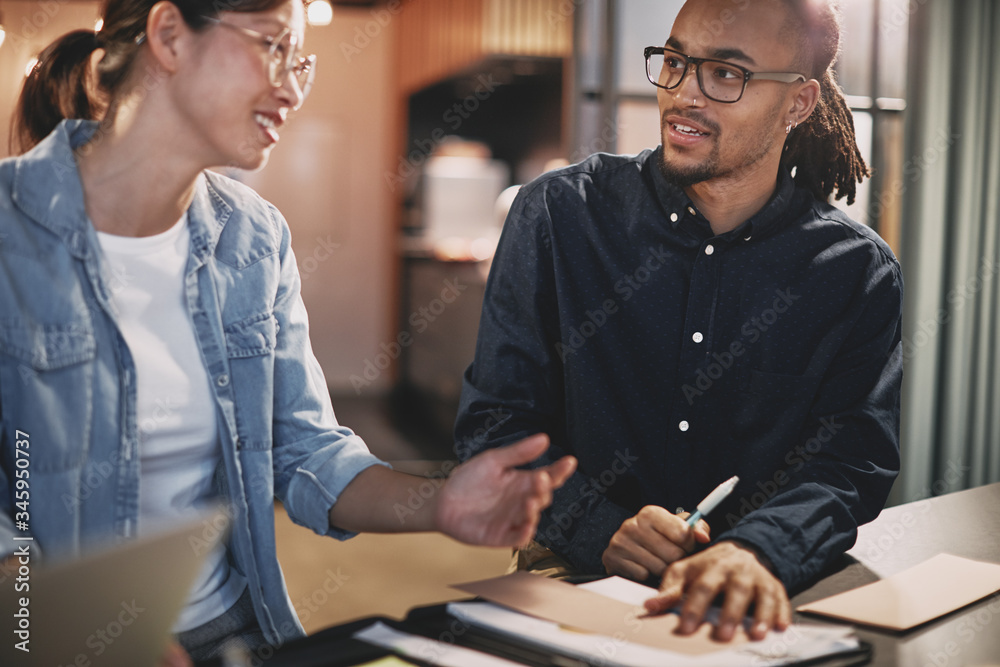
left=644, top=562, right=687, bottom=614
left=603, top=537, right=669, bottom=579
left=751, top=583, right=777, bottom=639
left=491, top=433, right=550, bottom=467
left=693, top=519, right=712, bottom=543
left=715, top=574, right=754, bottom=641
left=679, top=570, right=726, bottom=634
left=643, top=509, right=698, bottom=552
left=543, top=456, right=577, bottom=487
left=776, top=586, right=793, bottom=631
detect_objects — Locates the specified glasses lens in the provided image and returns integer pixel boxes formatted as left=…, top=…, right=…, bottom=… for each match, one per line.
left=295, top=57, right=316, bottom=100
left=647, top=52, right=686, bottom=89
left=699, top=61, right=746, bottom=102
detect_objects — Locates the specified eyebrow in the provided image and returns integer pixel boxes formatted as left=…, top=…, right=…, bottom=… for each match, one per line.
left=665, top=37, right=758, bottom=67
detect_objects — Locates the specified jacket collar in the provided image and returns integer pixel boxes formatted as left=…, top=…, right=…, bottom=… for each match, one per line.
left=11, top=119, right=231, bottom=263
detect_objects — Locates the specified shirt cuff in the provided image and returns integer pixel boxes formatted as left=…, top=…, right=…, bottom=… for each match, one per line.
left=284, top=435, right=391, bottom=540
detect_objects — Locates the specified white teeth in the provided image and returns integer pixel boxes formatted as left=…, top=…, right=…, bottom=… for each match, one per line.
left=255, top=113, right=277, bottom=129
left=674, top=123, right=706, bottom=136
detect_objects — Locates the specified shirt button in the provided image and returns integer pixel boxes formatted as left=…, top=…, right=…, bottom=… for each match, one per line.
left=705, top=245, right=715, bottom=255
left=216, top=374, right=230, bottom=387
left=670, top=212, right=679, bottom=223
left=692, top=332, right=704, bottom=343
left=679, top=420, right=690, bottom=432
left=688, top=206, right=697, bottom=215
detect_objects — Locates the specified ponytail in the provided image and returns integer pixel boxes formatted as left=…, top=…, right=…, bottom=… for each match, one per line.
left=11, top=30, right=103, bottom=155
left=781, top=68, right=870, bottom=206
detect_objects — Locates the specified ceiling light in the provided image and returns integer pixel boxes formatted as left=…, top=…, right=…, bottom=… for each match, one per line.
left=307, top=0, right=333, bottom=27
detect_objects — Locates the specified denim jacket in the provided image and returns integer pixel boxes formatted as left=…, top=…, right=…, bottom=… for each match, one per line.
left=0, top=120, right=386, bottom=645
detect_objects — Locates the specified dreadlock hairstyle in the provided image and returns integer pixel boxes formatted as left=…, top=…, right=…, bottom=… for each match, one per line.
left=11, top=0, right=297, bottom=155
left=779, top=0, right=869, bottom=205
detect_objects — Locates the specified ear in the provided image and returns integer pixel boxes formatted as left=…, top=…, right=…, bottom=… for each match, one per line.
left=789, top=78, right=821, bottom=125
left=144, top=1, right=189, bottom=74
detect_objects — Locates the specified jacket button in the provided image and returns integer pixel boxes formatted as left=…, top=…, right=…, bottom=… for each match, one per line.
left=217, top=374, right=230, bottom=387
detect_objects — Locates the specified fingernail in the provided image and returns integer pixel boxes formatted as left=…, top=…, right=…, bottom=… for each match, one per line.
left=755, top=621, right=769, bottom=637
left=720, top=621, right=734, bottom=639
left=681, top=616, right=696, bottom=633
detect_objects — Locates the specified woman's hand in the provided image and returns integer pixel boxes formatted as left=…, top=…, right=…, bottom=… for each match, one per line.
left=435, top=434, right=576, bottom=546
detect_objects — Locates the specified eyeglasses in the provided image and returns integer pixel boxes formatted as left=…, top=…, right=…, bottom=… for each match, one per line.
left=202, top=16, right=317, bottom=106
left=644, top=46, right=806, bottom=104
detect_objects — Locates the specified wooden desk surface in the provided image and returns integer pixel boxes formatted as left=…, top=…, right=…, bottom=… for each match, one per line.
left=791, top=482, right=1000, bottom=666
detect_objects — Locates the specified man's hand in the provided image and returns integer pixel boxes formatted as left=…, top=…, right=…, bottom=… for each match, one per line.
left=158, top=641, right=192, bottom=667
left=436, top=434, right=576, bottom=547
left=644, top=541, right=791, bottom=641
left=602, top=506, right=711, bottom=581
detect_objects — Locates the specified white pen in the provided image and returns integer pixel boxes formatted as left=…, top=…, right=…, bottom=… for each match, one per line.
left=685, top=475, right=740, bottom=526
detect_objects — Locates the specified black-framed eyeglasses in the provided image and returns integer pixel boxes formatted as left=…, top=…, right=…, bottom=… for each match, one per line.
left=644, top=46, right=806, bottom=104
left=202, top=16, right=317, bottom=107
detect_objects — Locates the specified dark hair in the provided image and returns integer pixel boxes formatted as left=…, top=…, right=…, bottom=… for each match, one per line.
left=779, top=0, right=869, bottom=205
left=11, top=0, right=292, bottom=154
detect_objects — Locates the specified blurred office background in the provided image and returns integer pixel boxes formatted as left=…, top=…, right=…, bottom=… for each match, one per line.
left=0, top=0, right=997, bottom=628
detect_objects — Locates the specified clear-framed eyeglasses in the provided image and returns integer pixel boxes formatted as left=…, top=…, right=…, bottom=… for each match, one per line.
left=644, top=46, right=806, bottom=104
left=202, top=16, right=317, bottom=107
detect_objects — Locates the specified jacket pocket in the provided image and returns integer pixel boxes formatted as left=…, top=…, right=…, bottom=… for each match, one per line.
left=0, top=319, right=96, bottom=472
left=223, top=312, right=276, bottom=451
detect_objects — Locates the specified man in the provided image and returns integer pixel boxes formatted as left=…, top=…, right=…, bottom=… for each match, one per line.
left=455, top=0, right=901, bottom=643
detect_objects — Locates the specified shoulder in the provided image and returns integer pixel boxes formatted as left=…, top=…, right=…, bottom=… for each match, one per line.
left=806, top=200, right=902, bottom=288
left=201, top=171, right=290, bottom=257
left=518, top=150, right=652, bottom=201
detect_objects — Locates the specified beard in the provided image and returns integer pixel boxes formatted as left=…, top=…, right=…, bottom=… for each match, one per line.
left=657, top=104, right=784, bottom=188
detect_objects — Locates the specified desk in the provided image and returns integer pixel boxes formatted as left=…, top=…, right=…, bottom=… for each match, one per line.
left=259, top=483, right=1000, bottom=666
left=792, top=481, right=1000, bottom=666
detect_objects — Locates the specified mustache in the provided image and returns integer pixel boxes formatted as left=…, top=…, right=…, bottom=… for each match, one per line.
left=661, top=110, right=721, bottom=135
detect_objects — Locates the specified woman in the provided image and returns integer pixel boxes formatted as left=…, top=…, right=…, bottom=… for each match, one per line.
left=0, top=0, right=575, bottom=662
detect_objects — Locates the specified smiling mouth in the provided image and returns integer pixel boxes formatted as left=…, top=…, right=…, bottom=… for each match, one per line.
left=671, top=122, right=709, bottom=137
left=255, top=113, right=279, bottom=130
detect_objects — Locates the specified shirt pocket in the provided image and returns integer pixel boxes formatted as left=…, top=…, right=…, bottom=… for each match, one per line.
left=223, top=311, right=276, bottom=451
left=0, top=319, right=96, bottom=472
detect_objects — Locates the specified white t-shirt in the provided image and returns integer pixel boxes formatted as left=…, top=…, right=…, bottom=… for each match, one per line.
left=98, top=214, right=247, bottom=632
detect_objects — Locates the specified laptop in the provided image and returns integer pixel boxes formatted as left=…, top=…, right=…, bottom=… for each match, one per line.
left=0, top=508, right=228, bottom=666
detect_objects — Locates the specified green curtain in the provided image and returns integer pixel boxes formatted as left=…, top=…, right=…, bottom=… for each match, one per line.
left=896, top=0, right=1000, bottom=504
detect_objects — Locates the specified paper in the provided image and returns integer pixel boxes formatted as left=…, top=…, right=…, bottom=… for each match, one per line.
left=454, top=571, right=754, bottom=655
left=797, top=553, right=1000, bottom=630
left=447, top=599, right=859, bottom=666
left=353, top=621, right=523, bottom=667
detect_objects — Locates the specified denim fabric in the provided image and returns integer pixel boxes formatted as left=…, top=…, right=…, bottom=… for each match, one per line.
left=0, top=120, right=388, bottom=646
left=455, top=149, right=902, bottom=591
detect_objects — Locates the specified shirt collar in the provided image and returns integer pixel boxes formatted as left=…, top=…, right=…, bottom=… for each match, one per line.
left=11, top=119, right=228, bottom=262
left=645, top=146, right=798, bottom=243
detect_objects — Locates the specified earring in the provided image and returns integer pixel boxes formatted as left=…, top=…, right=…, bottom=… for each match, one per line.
left=785, top=120, right=798, bottom=135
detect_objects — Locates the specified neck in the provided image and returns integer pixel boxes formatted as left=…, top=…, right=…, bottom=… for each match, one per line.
left=76, top=99, right=202, bottom=238
left=684, top=159, right=782, bottom=236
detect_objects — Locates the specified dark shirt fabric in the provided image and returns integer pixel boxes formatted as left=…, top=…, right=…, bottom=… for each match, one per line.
left=455, top=148, right=902, bottom=592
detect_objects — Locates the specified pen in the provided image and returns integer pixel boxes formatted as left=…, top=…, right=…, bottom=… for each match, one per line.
left=685, top=475, right=740, bottom=526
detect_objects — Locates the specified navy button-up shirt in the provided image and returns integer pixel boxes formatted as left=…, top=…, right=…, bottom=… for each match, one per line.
left=455, top=148, right=902, bottom=591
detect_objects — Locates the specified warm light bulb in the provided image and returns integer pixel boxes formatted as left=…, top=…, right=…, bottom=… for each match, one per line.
left=0, top=24, right=6, bottom=50
left=307, top=0, right=333, bottom=26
